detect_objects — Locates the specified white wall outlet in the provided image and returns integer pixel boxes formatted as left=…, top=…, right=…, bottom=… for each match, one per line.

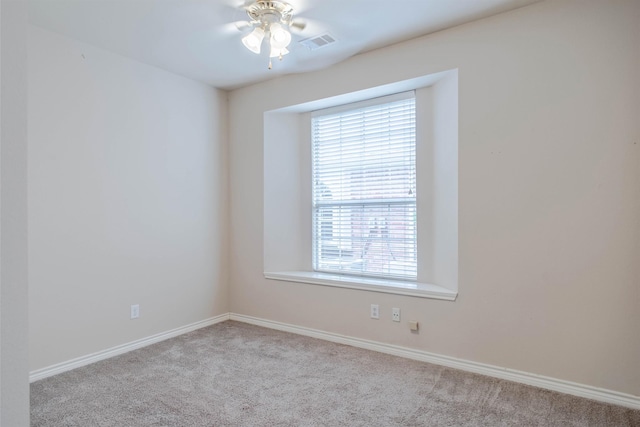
left=130, top=304, right=140, bottom=319
left=370, top=304, right=379, bottom=319
left=392, top=307, right=400, bottom=322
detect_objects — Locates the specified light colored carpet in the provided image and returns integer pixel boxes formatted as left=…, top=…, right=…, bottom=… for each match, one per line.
left=31, top=321, right=640, bottom=426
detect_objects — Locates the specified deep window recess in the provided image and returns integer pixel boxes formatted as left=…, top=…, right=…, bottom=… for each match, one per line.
left=311, top=92, right=417, bottom=281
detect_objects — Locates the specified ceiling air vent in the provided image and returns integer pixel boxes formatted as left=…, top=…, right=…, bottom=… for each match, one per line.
left=299, top=33, right=336, bottom=51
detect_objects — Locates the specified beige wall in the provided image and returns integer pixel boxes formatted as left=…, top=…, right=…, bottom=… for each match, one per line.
left=228, top=0, right=640, bottom=396
left=28, top=27, right=229, bottom=371
left=1, top=0, right=30, bottom=424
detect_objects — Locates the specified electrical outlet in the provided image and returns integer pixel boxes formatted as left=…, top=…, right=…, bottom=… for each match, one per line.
left=131, top=304, right=140, bottom=319
left=392, top=307, right=400, bottom=322
left=370, top=304, right=379, bottom=319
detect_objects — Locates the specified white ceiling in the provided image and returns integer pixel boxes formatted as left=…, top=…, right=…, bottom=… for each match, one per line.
left=28, top=0, right=540, bottom=90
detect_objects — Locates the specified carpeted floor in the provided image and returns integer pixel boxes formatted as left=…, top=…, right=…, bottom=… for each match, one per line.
left=31, top=321, right=640, bottom=426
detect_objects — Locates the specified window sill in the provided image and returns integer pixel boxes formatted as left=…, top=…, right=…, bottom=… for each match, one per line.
left=264, top=271, right=457, bottom=301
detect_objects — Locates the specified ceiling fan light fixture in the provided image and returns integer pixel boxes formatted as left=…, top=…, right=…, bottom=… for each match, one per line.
left=242, top=27, right=265, bottom=54
left=240, top=0, right=301, bottom=68
left=269, top=23, right=291, bottom=49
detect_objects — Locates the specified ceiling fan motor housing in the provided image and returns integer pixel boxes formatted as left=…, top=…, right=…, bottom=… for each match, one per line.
left=246, top=1, right=294, bottom=27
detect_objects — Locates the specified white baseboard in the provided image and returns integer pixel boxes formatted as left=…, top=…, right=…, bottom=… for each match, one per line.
left=229, top=313, right=640, bottom=410
left=29, top=313, right=230, bottom=383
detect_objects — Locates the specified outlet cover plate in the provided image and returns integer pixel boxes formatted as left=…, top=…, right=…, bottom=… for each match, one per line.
left=370, top=304, right=379, bottom=319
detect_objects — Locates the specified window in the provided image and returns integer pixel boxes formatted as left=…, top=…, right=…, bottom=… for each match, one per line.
left=311, top=93, right=417, bottom=281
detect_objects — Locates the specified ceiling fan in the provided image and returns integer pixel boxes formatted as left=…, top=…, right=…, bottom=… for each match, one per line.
left=234, top=0, right=307, bottom=69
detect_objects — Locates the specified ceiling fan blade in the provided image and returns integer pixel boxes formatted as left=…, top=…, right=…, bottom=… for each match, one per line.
left=221, top=0, right=254, bottom=8
left=234, top=20, right=253, bottom=31
left=289, top=0, right=316, bottom=15
left=290, top=19, right=306, bottom=32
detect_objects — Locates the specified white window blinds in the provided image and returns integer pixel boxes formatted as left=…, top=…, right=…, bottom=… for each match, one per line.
left=312, top=93, right=417, bottom=280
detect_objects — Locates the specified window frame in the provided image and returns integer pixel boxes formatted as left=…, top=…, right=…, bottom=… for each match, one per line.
left=310, top=93, right=418, bottom=282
